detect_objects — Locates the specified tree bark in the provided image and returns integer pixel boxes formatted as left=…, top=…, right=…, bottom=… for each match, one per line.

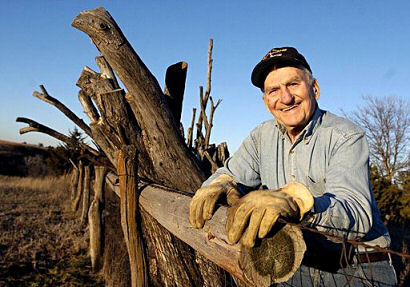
left=89, top=165, right=107, bottom=271
left=72, top=7, right=205, bottom=192
left=81, top=165, right=91, bottom=225
left=76, top=66, right=153, bottom=179
left=70, top=164, right=79, bottom=201
left=117, top=149, right=148, bottom=287
left=69, top=8, right=246, bottom=286
left=72, top=161, right=84, bottom=211
left=78, top=90, right=99, bottom=124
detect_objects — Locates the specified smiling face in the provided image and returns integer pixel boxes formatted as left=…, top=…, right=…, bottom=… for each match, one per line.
left=262, top=66, right=320, bottom=142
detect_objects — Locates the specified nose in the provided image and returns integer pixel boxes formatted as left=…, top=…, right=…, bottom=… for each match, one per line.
left=279, top=87, right=294, bottom=104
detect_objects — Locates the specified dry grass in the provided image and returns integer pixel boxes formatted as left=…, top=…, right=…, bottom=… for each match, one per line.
left=0, top=175, right=103, bottom=286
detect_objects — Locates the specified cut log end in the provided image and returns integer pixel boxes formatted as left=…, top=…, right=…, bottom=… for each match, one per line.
left=239, top=224, right=306, bottom=285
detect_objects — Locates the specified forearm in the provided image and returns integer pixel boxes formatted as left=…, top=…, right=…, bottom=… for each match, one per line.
left=310, top=193, right=372, bottom=240
left=308, top=133, right=374, bottom=240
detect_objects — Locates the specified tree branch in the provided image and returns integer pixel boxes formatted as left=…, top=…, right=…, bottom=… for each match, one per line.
left=186, top=108, right=196, bottom=148
left=16, top=117, right=99, bottom=157
left=33, top=85, right=92, bottom=137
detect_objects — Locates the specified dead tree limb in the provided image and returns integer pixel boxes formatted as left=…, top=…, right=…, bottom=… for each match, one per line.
left=72, top=8, right=227, bottom=286
left=203, top=150, right=219, bottom=174
left=72, top=7, right=205, bottom=191
left=196, top=86, right=206, bottom=145
left=77, top=67, right=151, bottom=175
left=16, top=117, right=99, bottom=157
left=186, top=108, right=196, bottom=148
left=33, top=85, right=92, bottom=137
left=96, top=56, right=120, bottom=89
left=205, top=39, right=213, bottom=104
left=117, top=149, right=148, bottom=287
left=163, top=61, right=188, bottom=124
left=196, top=39, right=213, bottom=142
left=204, top=97, right=222, bottom=147
left=217, top=142, right=229, bottom=165
left=78, top=90, right=100, bottom=124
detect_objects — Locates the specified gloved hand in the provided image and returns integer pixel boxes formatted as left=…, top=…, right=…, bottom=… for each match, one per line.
left=190, top=174, right=240, bottom=229
left=226, top=181, right=314, bottom=247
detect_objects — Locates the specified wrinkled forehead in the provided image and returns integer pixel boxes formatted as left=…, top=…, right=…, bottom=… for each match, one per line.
left=264, top=66, right=310, bottom=87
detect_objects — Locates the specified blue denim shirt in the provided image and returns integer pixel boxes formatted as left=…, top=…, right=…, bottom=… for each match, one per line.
left=204, top=107, right=390, bottom=248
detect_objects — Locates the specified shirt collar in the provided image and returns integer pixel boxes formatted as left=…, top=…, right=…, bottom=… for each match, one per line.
left=302, top=106, right=324, bottom=142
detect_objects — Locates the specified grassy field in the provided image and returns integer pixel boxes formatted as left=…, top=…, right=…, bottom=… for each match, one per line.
left=0, top=173, right=407, bottom=286
left=0, top=175, right=103, bottom=286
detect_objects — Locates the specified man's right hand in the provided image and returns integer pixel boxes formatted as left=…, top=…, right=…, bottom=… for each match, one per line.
left=226, top=182, right=314, bottom=247
left=189, top=174, right=240, bottom=229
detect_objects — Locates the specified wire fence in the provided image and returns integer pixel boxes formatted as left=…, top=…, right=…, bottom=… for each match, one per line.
left=274, top=217, right=409, bottom=286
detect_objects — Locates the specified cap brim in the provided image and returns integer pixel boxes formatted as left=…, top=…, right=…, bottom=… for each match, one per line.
left=251, top=56, right=311, bottom=89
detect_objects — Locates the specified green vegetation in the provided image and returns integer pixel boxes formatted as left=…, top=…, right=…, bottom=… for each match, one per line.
left=370, top=166, right=410, bottom=223
left=45, top=127, right=88, bottom=176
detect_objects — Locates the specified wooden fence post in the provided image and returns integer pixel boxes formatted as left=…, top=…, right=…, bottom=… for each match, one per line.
left=81, top=165, right=91, bottom=225
left=117, top=149, right=148, bottom=287
left=89, top=166, right=107, bottom=271
left=72, top=160, right=84, bottom=211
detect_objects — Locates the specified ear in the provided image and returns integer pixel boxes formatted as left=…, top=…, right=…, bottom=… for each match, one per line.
left=312, top=78, right=320, bottom=100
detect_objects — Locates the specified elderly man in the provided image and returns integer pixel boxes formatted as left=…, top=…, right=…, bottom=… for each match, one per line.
left=190, top=47, right=397, bottom=286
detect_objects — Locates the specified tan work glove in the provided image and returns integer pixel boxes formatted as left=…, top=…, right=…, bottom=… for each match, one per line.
left=190, top=174, right=240, bottom=229
left=226, top=182, right=314, bottom=247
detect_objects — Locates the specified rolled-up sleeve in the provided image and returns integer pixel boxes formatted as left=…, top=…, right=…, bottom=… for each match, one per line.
left=311, top=132, right=373, bottom=240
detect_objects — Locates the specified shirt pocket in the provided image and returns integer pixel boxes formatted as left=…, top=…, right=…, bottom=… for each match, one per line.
left=306, top=175, right=326, bottom=196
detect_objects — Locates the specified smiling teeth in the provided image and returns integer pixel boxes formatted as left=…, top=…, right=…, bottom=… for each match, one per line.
left=283, top=105, right=297, bottom=111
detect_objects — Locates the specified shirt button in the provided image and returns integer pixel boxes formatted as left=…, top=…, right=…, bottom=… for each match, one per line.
left=291, top=174, right=296, bottom=180
left=290, top=150, right=295, bottom=154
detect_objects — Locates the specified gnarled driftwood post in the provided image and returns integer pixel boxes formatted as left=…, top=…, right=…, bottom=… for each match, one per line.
left=71, top=7, right=227, bottom=286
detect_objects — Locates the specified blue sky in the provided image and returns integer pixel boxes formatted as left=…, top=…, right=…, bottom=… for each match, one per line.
left=1, top=0, right=409, bottom=152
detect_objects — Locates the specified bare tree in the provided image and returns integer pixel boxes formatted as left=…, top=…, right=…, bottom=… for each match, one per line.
left=350, top=95, right=409, bottom=183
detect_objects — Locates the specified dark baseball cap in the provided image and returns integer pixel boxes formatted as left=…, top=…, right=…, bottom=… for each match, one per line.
left=251, top=47, right=312, bottom=89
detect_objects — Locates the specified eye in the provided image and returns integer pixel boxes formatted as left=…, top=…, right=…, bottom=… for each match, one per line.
left=288, top=82, right=298, bottom=87
left=266, top=88, right=278, bottom=96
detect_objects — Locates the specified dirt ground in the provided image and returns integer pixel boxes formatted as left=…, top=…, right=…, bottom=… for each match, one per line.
left=0, top=175, right=103, bottom=286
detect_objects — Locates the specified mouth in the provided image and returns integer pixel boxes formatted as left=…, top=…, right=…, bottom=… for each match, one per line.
left=281, top=104, right=299, bottom=112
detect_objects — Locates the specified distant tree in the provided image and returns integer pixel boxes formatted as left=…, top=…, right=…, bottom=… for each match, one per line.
left=396, top=170, right=410, bottom=220
left=25, top=154, right=48, bottom=177
left=370, top=166, right=401, bottom=221
left=63, top=127, right=87, bottom=156
left=45, top=127, right=87, bottom=175
left=350, top=95, right=409, bottom=183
